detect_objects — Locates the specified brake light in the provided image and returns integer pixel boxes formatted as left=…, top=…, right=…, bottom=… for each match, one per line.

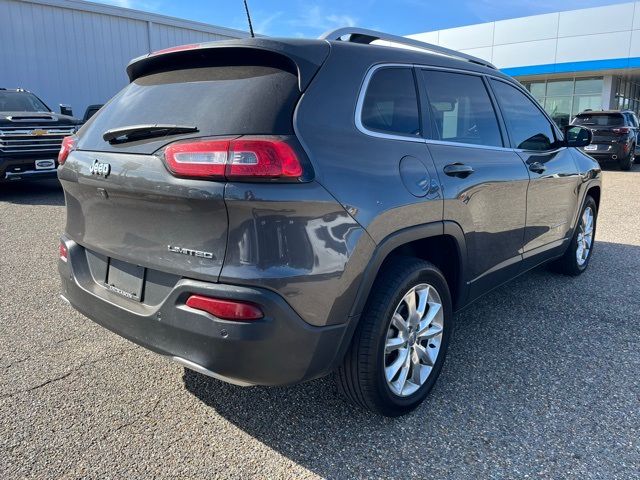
left=150, top=43, right=200, bottom=56
left=59, top=242, right=68, bottom=262
left=162, top=137, right=304, bottom=181
left=186, top=295, right=263, bottom=321
left=612, top=127, right=631, bottom=134
left=58, top=135, right=77, bottom=165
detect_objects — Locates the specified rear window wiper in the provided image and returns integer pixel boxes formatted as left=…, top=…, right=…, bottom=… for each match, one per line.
left=103, top=124, right=199, bottom=144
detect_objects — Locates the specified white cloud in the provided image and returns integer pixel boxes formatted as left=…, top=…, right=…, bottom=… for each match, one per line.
left=289, top=5, right=358, bottom=33
left=254, top=11, right=285, bottom=35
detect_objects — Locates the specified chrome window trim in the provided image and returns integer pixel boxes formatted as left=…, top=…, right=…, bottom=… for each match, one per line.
left=354, top=63, right=425, bottom=144
left=424, top=138, right=514, bottom=153
left=355, top=62, right=569, bottom=154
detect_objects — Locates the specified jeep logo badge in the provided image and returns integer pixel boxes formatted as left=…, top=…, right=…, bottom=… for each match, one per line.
left=90, top=159, right=111, bottom=177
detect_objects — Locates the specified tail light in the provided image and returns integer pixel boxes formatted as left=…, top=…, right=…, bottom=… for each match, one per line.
left=162, top=137, right=305, bottom=181
left=186, top=295, right=263, bottom=321
left=59, top=241, right=68, bottom=262
left=58, top=135, right=77, bottom=165
left=612, top=127, right=631, bottom=134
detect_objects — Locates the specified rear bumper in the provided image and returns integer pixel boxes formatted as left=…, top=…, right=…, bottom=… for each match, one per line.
left=59, top=238, right=349, bottom=386
left=580, top=142, right=629, bottom=162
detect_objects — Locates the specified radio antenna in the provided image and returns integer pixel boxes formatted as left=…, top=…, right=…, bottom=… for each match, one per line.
left=243, top=0, right=255, bottom=38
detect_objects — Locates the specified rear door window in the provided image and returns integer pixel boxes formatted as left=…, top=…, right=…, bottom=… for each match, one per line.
left=490, top=79, right=557, bottom=151
left=78, top=65, right=300, bottom=154
left=421, top=70, right=503, bottom=147
left=360, top=67, right=421, bottom=138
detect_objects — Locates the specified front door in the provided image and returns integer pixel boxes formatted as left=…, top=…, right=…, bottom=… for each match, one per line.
left=489, top=78, right=581, bottom=266
left=419, top=69, right=529, bottom=301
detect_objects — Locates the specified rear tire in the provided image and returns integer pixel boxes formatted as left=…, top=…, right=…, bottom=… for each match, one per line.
left=619, top=147, right=633, bottom=171
left=335, top=257, right=453, bottom=416
left=551, top=196, right=597, bottom=276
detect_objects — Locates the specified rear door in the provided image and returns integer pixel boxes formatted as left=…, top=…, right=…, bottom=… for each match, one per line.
left=61, top=58, right=305, bottom=282
left=489, top=78, right=580, bottom=265
left=419, top=69, right=529, bottom=300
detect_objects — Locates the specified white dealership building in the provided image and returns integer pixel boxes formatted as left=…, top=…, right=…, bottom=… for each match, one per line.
left=409, top=2, right=640, bottom=126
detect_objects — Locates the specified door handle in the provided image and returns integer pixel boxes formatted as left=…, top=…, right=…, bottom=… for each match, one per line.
left=443, top=163, right=474, bottom=177
left=528, top=161, right=546, bottom=174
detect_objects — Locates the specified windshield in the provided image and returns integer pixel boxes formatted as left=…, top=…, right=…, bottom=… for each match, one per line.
left=0, top=91, right=50, bottom=112
left=573, top=113, right=624, bottom=126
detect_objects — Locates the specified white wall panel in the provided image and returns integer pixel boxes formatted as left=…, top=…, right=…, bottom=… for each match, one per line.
left=558, top=3, right=634, bottom=37
left=459, top=47, right=493, bottom=63
left=556, top=31, right=632, bottom=62
left=0, top=0, right=244, bottom=116
left=406, top=31, right=439, bottom=45
left=634, top=2, right=640, bottom=29
left=492, top=40, right=557, bottom=68
left=493, top=13, right=559, bottom=45
left=629, top=30, right=640, bottom=57
left=438, top=23, right=494, bottom=50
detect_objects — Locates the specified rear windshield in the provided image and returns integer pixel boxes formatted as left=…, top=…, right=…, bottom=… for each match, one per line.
left=573, top=113, right=624, bottom=126
left=78, top=65, right=299, bottom=153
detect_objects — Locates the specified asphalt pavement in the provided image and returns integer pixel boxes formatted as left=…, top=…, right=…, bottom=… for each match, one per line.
left=1, top=167, right=639, bottom=479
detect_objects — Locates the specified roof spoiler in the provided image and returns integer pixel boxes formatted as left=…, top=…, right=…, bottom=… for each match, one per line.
left=320, top=27, right=496, bottom=69
left=126, top=39, right=330, bottom=92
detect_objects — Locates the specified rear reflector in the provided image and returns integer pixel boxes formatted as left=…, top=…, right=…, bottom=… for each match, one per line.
left=162, top=137, right=304, bottom=181
left=59, top=242, right=68, bottom=262
left=186, top=295, right=263, bottom=321
left=164, top=140, right=229, bottom=177
left=58, top=135, right=77, bottom=165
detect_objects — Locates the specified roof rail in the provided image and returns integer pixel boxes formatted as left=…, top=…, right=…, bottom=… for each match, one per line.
left=319, top=27, right=496, bottom=70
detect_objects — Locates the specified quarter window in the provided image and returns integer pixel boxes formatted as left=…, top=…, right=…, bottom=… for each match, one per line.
left=361, top=67, right=421, bottom=137
left=421, top=70, right=503, bottom=148
left=491, top=79, right=556, bottom=151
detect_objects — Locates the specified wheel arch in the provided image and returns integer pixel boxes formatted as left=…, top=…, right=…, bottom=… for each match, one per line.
left=330, top=221, right=468, bottom=374
left=348, top=221, right=468, bottom=319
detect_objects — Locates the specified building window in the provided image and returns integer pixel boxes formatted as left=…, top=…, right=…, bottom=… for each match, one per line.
left=520, top=77, right=603, bottom=127
left=614, top=77, right=640, bottom=114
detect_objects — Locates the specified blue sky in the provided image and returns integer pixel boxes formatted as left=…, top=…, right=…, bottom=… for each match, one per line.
left=96, top=0, right=630, bottom=37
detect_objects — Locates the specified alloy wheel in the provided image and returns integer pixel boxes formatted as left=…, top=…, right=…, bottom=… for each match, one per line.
left=576, top=206, right=594, bottom=266
left=384, top=283, right=444, bottom=397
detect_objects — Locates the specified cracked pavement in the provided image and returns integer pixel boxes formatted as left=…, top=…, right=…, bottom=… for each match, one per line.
left=1, top=167, right=639, bottom=479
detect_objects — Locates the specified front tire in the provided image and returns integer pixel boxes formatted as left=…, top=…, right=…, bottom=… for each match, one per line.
left=335, top=257, right=453, bottom=416
left=552, top=196, right=597, bottom=276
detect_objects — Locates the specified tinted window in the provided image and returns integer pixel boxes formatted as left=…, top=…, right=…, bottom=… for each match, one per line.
left=573, top=113, right=624, bottom=127
left=361, top=68, right=420, bottom=137
left=78, top=65, right=300, bottom=154
left=0, top=91, right=49, bottom=112
left=422, top=71, right=502, bottom=147
left=491, top=79, right=556, bottom=151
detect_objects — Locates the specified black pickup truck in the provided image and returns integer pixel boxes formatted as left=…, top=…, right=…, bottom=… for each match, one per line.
left=0, top=88, right=81, bottom=182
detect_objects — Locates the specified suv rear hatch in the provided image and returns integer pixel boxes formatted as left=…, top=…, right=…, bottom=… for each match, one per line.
left=59, top=39, right=329, bottom=284
left=573, top=112, right=626, bottom=143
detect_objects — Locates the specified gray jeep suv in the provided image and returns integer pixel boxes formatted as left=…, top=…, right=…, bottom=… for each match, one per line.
left=57, top=29, right=600, bottom=416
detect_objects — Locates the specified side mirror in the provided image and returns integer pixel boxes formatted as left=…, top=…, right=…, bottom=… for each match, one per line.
left=563, top=125, right=592, bottom=148
left=59, top=104, right=73, bottom=117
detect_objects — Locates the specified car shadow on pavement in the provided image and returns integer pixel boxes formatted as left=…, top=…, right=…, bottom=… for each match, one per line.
left=182, top=240, right=640, bottom=477
left=0, top=179, right=65, bottom=206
